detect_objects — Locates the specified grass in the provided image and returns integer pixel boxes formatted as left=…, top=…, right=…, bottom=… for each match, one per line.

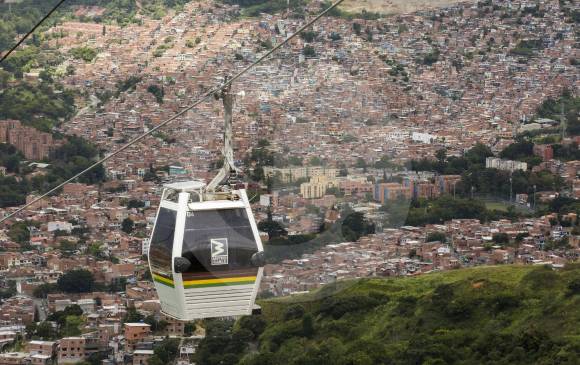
left=249, top=265, right=580, bottom=365
left=485, top=201, right=510, bottom=212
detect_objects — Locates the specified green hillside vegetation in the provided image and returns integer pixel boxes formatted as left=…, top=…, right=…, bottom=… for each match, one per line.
left=223, top=265, right=580, bottom=365
left=0, top=136, right=106, bottom=208
left=69, top=46, right=97, bottom=62
left=0, top=83, right=75, bottom=132
left=535, top=90, right=580, bottom=136
left=0, top=0, right=192, bottom=45
left=411, top=143, right=564, bottom=199
left=222, top=0, right=308, bottom=18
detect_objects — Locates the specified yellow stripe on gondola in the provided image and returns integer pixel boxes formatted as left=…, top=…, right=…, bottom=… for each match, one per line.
left=183, top=276, right=257, bottom=288
left=153, top=273, right=175, bottom=287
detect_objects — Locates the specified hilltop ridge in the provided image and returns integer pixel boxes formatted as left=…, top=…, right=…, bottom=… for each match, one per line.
left=235, top=265, right=580, bottom=365
left=341, top=0, right=476, bottom=15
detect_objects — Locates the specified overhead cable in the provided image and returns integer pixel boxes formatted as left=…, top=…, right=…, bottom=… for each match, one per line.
left=0, top=0, right=346, bottom=224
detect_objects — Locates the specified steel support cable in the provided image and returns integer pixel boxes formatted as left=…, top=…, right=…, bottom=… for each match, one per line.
left=0, top=0, right=346, bottom=224
left=0, top=0, right=68, bottom=64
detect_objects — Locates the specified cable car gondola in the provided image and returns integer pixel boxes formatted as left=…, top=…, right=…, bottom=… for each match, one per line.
left=147, top=83, right=265, bottom=320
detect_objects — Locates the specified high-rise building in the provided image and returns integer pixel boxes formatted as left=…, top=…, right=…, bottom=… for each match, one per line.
left=0, top=120, right=57, bottom=160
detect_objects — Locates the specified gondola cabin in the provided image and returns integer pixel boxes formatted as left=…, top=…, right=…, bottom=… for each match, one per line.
left=147, top=181, right=265, bottom=320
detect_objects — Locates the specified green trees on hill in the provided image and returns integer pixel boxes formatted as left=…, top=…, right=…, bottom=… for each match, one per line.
left=0, top=83, right=75, bottom=132
left=411, top=142, right=563, bottom=199
left=70, top=46, right=97, bottom=62
left=148, top=338, right=180, bottom=365
left=195, top=319, right=255, bottom=365
left=7, top=222, right=30, bottom=244
left=222, top=0, right=307, bottom=17
left=57, top=269, right=95, bottom=293
left=0, top=176, right=28, bottom=208
left=341, top=211, right=375, bottom=242
left=0, top=136, right=106, bottom=208
left=535, top=90, right=580, bottom=135
left=121, top=217, right=135, bottom=234
left=239, top=265, right=580, bottom=365
left=147, top=84, right=164, bottom=103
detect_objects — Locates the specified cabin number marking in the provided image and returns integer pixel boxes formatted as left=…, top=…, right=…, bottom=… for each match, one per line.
left=211, top=238, right=228, bottom=265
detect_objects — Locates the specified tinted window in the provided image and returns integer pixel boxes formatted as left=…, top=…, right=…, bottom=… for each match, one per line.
left=182, top=208, right=257, bottom=273
left=149, top=208, right=177, bottom=276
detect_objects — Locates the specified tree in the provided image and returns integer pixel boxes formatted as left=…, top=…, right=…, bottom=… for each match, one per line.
left=184, top=322, right=196, bottom=336
left=258, top=220, right=287, bottom=239
left=492, top=233, right=510, bottom=245
left=355, top=158, right=367, bottom=169
left=122, top=218, right=134, bottom=234
left=33, top=283, right=59, bottom=298
left=69, top=46, right=97, bottom=62
left=125, top=307, right=144, bottom=323
left=238, top=316, right=266, bottom=339
left=329, top=32, right=341, bottom=41
left=284, top=305, right=305, bottom=320
left=422, top=48, right=440, bottom=65
left=435, top=149, right=447, bottom=163
left=303, top=45, right=316, bottom=57
left=8, top=222, right=30, bottom=244
left=300, top=30, right=317, bottom=42
left=35, top=321, right=57, bottom=340
left=126, top=199, right=146, bottom=209
left=302, top=314, right=314, bottom=338
left=88, top=242, right=105, bottom=259
left=426, top=232, right=447, bottom=243
left=147, top=84, right=164, bottom=104
left=87, top=352, right=107, bottom=365
left=57, top=269, right=95, bottom=293
left=341, top=212, right=375, bottom=242
left=59, top=240, right=76, bottom=257
left=61, top=315, right=83, bottom=336
left=154, top=338, right=180, bottom=363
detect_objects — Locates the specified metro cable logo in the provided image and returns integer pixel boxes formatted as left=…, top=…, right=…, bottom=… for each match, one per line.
left=210, top=238, right=228, bottom=265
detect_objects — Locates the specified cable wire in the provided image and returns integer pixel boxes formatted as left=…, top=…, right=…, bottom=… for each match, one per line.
left=0, top=0, right=346, bottom=224
left=0, top=0, right=68, bottom=64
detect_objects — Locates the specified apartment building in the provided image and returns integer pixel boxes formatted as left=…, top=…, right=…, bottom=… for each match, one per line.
left=124, top=323, right=151, bottom=352
left=58, top=337, right=86, bottom=364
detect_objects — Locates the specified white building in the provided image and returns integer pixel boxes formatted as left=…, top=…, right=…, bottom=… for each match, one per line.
left=486, top=157, right=527, bottom=172
left=411, top=132, right=435, bottom=144
left=47, top=221, right=73, bottom=233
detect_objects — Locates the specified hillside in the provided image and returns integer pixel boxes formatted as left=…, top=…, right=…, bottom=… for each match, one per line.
left=230, top=265, right=580, bottom=365
left=340, top=0, right=476, bottom=15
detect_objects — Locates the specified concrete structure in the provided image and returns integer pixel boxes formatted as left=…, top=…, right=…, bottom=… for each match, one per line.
left=0, top=120, right=58, bottom=160
left=133, top=349, right=154, bottom=365
left=486, top=157, right=527, bottom=172
left=58, top=337, right=86, bottom=364
left=300, top=176, right=338, bottom=199
left=124, top=323, right=151, bottom=352
left=264, top=166, right=338, bottom=184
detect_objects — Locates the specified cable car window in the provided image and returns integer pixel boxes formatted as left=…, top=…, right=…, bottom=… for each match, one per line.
left=182, top=208, right=257, bottom=273
left=149, top=208, right=177, bottom=276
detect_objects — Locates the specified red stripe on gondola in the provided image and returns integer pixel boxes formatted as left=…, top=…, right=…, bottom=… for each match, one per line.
left=181, top=268, right=258, bottom=280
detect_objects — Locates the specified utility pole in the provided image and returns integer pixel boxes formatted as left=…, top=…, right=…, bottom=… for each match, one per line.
left=561, top=100, right=566, bottom=140
left=533, top=184, right=536, bottom=210
left=510, top=175, right=513, bottom=204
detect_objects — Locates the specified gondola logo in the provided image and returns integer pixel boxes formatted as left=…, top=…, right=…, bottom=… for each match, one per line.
left=210, top=238, right=228, bottom=265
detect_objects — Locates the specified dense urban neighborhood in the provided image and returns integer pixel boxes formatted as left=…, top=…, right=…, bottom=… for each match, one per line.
left=0, top=0, right=579, bottom=364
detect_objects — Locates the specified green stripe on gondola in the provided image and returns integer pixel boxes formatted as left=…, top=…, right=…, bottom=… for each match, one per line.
left=153, top=273, right=175, bottom=288
left=184, top=280, right=256, bottom=289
